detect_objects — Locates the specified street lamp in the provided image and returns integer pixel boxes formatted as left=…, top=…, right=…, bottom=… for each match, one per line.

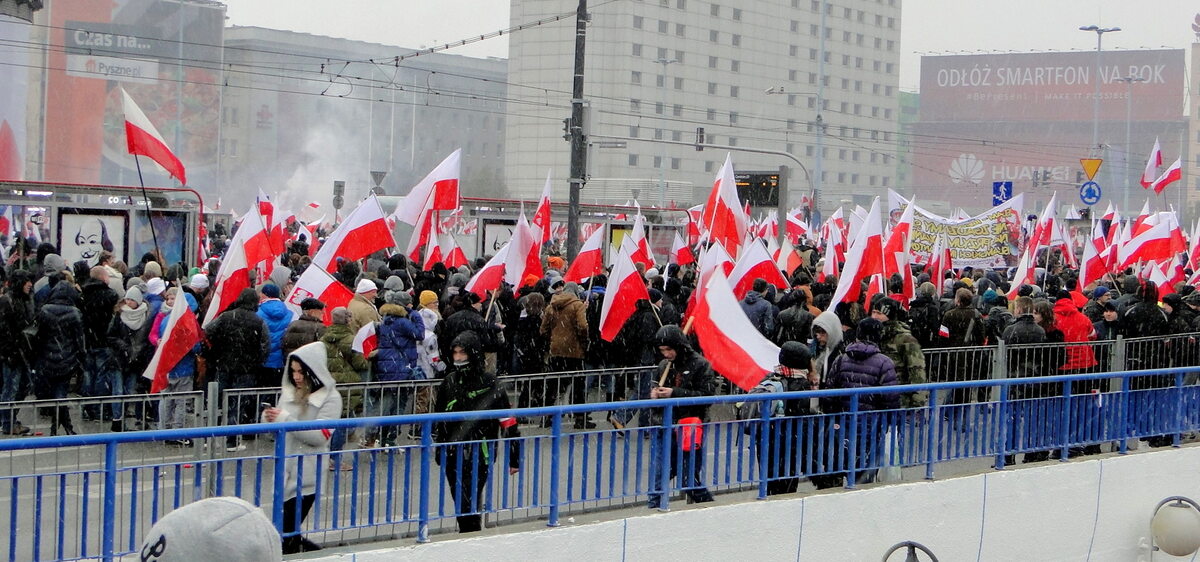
left=655, top=58, right=677, bottom=207
left=1114, top=74, right=1145, bottom=210
left=1078, top=25, right=1121, bottom=156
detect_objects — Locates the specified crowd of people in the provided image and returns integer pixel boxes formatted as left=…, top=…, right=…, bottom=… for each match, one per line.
left=2, top=233, right=1197, bottom=538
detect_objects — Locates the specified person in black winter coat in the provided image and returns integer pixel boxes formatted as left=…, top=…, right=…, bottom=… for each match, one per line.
left=1120, top=281, right=1172, bottom=447
left=438, top=292, right=502, bottom=361
left=774, top=290, right=815, bottom=346
left=79, top=267, right=122, bottom=428
left=34, top=282, right=85, bottom=435
left=763, top=342, right=819, bottom=495
left=433, top=330, right=521, bottom=533
left=907, top=282, right=942, bottom=348
left=0, top=270, right=36, bottom=435
left=739, top=278, right=777, bottom=338
left=203, top=288, right=270, bottom=450
left=647, top=325, right=715, bottom=509
left=610, top=298, right=662, bottom=429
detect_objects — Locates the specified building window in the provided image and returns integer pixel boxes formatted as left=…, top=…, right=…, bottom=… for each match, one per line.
left=710, top=4, right=719, bottom=16
left=884, top=108, right=892, bottom=119
left=631, top=99, right=641, bottom=112
left=811, top=0, right=819, bottom=11
left=658, top=47, right=669, bottom=59
left=632, top=44, right=643, bottom=56
left=631, top=71, right=642, bottom=85
left=732, top=8, right=742, bottom=20
left=886, top=63, right=895, bottom=74
left=882, top=176, right=890, bottom=187
left=790, top=20, right=799, bottom=32
left=710, top=29, right=719, bottom=42
left=674, top=77, right=684, bottom=90
left=808, top=72, right=817, bottom=84
left=633, top=16, right=643, bottom=28
left=837, top=172, right=846, bottom=183
left=788, top=69, right=797, bottom=81
left=855, top=80, right=863, bottom=92
left=840, top=78, right=849, bottom=90
left=655, top=101, right=664, bottom=114
left=887, top=40, right=895, bottom=51
left=675, top=50, right=685, bottom=63
left=705, top=160, right=715, bottom=173
left=654, top=128, right=664, bottom=140
left=843, top=6, right=852, bottom=17
left=808, top=48, right=817, bottom=60
left=629, top=154, right=639, bottom=166
left=838, top=149, right=847, bottom=160
left=807, top=97, right=816, bottom=109
left=658, top=20, right=668, bottom=33
left=730, top=60, right=740, bottom=72
left=729, top=111, right=738, bottom=124
left=653, top=156, right=662, bottom=169
left=630, top=125, right=640, bottom=137
left=707, top=108, right=716, bottom=120
left=729, top=85, right=739, bottom=98
left=869, top=176, right=877, bottom=186
left=731, top=34, right=741, bottom=46
left=851, top=173, right=859, bottom=184
left=806, top=145, right=815, bottom=156
left=810, top=24, right=819, bottom=36
left=729, top=136, right=738, bottom=146
left=708, top=82, right=717, bottom=94
left=673, top=104, right=683, bottom=116
left=856, top=33, right=865, bottom=46
left=657, top=74, right=665, bottom=87
left=786, top=118, right=796, bottom=130
left=675, top=23, right=685, bottom=37
left=672, top=130, right=682, bottom=141
left=874, top=37, right=883, bottom=49
left=676, top=0, right=686, bottom=8
left=842, top=31, right=851, bottom=42
left=852, top=150, right=861, bottom=162
left=873, top=60, right=882, bottom=71
left=789, top=45, right=799, bottom=57
left=671, top=157, right=681, bottom=170
left=709, top=56, right=719, bottom=68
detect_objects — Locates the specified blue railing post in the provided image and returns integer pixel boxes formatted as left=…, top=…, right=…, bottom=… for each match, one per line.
left=417, top=419, right=433, bottom=542
left=925, top=390, right=939, bottom=480
left=1058, top=381, right=1072, bottom=461
left=994, top=382, right=1009, bottom=470
left=756, top=399, right=771, bottom=500
left=658, top=404, right=674, bottom=511
left=547, top=413, right=563, bottom=526
left=101, top=442, right=118, bottom=562
left=846, top=395, right=859, bottom=489
left=1119, top=375, right=1131, bottom=454
left=272, top=429, right=287, bottom=532
left=1173, top=372, right=1185, bottom=448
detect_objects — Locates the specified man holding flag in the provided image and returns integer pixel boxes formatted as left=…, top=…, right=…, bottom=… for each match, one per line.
left=646, top=324, right=716, bottom=509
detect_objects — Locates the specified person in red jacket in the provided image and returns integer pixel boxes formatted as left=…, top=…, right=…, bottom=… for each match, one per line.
left=1065, top=278, right=1089, bottom=310
left=1054, top=290, right=1101, bottom=457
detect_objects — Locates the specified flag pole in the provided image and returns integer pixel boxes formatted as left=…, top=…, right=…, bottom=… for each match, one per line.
left=133, top=155, right=163, bottom=267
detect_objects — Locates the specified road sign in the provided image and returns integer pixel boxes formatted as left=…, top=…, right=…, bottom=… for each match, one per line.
left=992, top=181, right=1013, bottom=206
left=1080, top=158, right=1103, bottom=181
left=1079, top=181, right=1101, bottom=206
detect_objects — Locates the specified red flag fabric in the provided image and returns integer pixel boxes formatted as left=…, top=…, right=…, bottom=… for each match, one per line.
left=599, top=244, right=650, bottom=342
left=394, top=149, right=461, bottom=225
left=883, top=199, right=915, bottom=301
left=728, top=239, right=788, bottom=300
left=312, top=194, right=394, bottom=273
left=202, top=232, right=251, bottom=327
left=351, top=322, right=378, bottom=357
left=142, top=291, right=200, bottom=393
left=670, top=231, right=695, bottom=266
left=235, top=208, right=274, bottom=269
left=465, top=244, right=509, bottom=298
left=692, top=269, right=780, bottom=391
left=121, top=89, right=186, bottom=185
left=563, top=226, right=606, bottom=283
left=1141, top=137, right=1163, bottom=189
left=928, top=231, right=952, bottom=297
left=1006, top=244, right=1036, bottom=300
left=830, top=198, right=884, bottom=305
left=1079, top=220, right=1107, bottom=289
left=1119, top=218, right=1175, bottom=270
left=1150, top=158, right=1182, bottom=195
left=785, top=209, right=809, bottom=244
left=439, top=232, right=469, bottom=270
left=533, top=171, right=553, bottom=243
left=775, top=237, right=803, bottom=278
left=284, top=266, right=354, bottom=325
left=256, top=189, right=285, bottom=255
left=700, top=153, right=748, bottom=257
left=628, top=209, right=653, bottom=267
left=506, top=212, right=540, bottom=292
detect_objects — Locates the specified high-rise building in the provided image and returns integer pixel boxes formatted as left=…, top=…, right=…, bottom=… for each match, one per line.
left=505, top=0, right=901, bottom=215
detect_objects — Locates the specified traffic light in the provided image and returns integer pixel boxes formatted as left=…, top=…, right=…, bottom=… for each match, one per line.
left=695, top=127, right=705, bottom=151
left=562, top=117, right=572, bottom=141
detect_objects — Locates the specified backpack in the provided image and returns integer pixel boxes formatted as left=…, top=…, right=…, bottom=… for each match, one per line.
left=736, top=375, right=785, bottom=429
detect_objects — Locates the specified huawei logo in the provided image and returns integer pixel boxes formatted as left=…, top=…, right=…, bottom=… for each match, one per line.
left=949, top=153, right=985, bottom=185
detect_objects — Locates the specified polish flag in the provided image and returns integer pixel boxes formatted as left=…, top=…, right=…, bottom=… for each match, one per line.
left=775, top=237, right=803, bottom=277
left=1187, top=218, right=1200, bottom=272
left=532, top=171, right=553, bottom=243
left=728, top=239, right=789, bottom=300
left=563, top=226, right=606, bottom=283
left=1079, top=221, right=1108, bottom=289
left=818, top=234, right=838, bottom=283
left=1029, top=193, right=1058, bottom=255
left=312, top=194, right=394, bottom=273
left=465, top=244, right=509, bottom=298
left=406, top=208, right=437, bottom=263
left=1140, top=137, right=1163, bottom=189
left=506, top=211, right=541, bottom=291
left=121, top=89, right=186, bottom=185
left=1150, top=158, right=1182, bottom=195
left=1132, top=199, right=1151, bottom=234
left=691, top=269, right=780, bottom=391
left=598, top=244, right=650, bottom=342
left=143, top=288, right=200, bottom=393
left=686, top=204, right=703, bottom=245
left=421, top=216, right=444, bottom=269
left=203, top=233, right=251, bottom=327
left=628, top=208, right=654, bottom=267
left=257, top=189, right=285, bottom=256
left=670, top=231, right=695, bottom=266
left=305, top=216, right=324, bottom=257
left=439, top=232, right=469, bottom=270
left=829, top=197, right=883, bottom=305
left=351, top=322, right=379, bottom=357
left=785, top=209, right=809, bottom=244
left=1119, top=218, right=1175, bottom=270
left=394, top=149, right=461, bottom=225
left=236, top=208, right=275, bottom=269
left=700, top=154, right=748, bottom=257
left=928, top=231, right=953, bottom=297
left=1006, top=244, right=1037, bottom=300
left=883, top=198, right=915, bottom=301
left=284, top=266, right=353, bottom=325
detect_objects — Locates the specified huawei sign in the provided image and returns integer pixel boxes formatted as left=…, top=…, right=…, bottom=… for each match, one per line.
left=949, top=153, right=985, bottom=185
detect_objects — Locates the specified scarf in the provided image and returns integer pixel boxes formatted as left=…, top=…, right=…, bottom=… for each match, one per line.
left=120, top=303, right=149, bottom=330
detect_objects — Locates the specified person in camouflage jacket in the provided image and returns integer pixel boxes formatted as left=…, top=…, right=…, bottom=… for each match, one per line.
left=870, top=297, right=927, bottom=408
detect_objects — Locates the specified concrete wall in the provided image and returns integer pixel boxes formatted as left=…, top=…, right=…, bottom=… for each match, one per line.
left=311, top=447, right=1200, bottom=561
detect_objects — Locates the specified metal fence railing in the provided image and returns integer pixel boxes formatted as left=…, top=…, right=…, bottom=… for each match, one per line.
left=2, top=366, right=1199, bottom=561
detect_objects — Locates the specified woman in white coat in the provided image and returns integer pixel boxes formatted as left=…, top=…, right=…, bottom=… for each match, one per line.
left=262, top=341, right=342, bottom=554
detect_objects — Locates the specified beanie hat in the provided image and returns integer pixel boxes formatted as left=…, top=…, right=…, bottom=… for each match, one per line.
left=872, top=297, right=902, bottom=321
left=356, top=279, right=378, bottom=294
left=331, top=307, right=352, bottom=325
left=384, top=276, right=404, bottom=291
left=145, top=277, right=166, bottom=296
left=259, top=283, right=281, bottom=299
left=648, top=288, right=663, bottom=303
left=547, top=256, right=565, bottom=271
left=1092, top=286, right=1109, bottom=299
left=126, top=277, right=147, bottom=291
left=188, top=273, right=210, bottom=291
left=137, top=496, right=281, bottom=562
left=856, top=317, right=885, bottom=345
left=124, top=286, right=145, bottom=305
left=300, top=297, right=325, bottom=311
left=419, top=290, right=439, bottom=308
left=982, top=289, right=999, bottom=306
left=144, top=261, right=163, bottom=279
left=778, top=341, right=812, bottom=370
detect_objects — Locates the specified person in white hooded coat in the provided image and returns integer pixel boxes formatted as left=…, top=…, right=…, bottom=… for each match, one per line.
left=261, top=341, right=341, bottom=554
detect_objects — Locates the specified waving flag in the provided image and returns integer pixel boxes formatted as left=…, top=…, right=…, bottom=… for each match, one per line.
left=692, top=269, right=780, bottom=391
left=628, top=207, right=653, bottom=267
left=143, top=290, right=200, bottom=393
left=1006, top=244, right=1036, bottom=300
left=394, top=149, right=462, bottom=225
left=121, top=89, right=185, bottom=185
left=1150, top=158, right=1182, bottom=195
left=351, top=322, right=378, bottom=357
left=312, top=194, right=393, bottom=273
left=439, top=232, right=469, bottom=270
left=506, top=211, right=540, bottom=291
left=599, top=244, right=649, bottom=342
left=700, top=153, right=748, bottom=257
left=883, top=198, right=915, bottom=301
left=670, top=231, right=695, bottom=266
left=728, top=239, right=788, bottom=300
left=203, top=233, right=251, bottom=327
left=532, top=171, right=553, bottom=243
left=928, top=231, right=953, bottom=298
left=1140, top=138, right=1163, bottom=189
left=284, top=266, right=353, bottom=325
left=830, top=197, right=883, bottom=305
left=465, top=244, right=509, bottom=298
left=563, top=226, right=606, bottom=283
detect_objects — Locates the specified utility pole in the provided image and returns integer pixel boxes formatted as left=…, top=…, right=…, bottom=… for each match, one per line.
left=566, top=0, right=589, bottom=261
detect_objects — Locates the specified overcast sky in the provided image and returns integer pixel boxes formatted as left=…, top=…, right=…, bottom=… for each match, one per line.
left=224, top=0, right=1199, bottom=92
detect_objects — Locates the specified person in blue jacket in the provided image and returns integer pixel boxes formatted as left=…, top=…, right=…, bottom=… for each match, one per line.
left=367, top=290, right=425, bottom=446
left=256, top=283, right=293, bottom=386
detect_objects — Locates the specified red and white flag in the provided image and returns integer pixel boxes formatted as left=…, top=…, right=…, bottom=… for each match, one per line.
left=1029, top=192, right=1058, bottom=255
left=439, top=232, right=469, bottom=270
left=284, top=266, right=354, bottom=325
left=1006, top=244, right=1036, bottom=300
left=1140, top=137, right=1163, bottom=189
left=1150, top=158, right=1182, bottom=195
left=700, top=153, right=748, bottom=257
left=351, top=322, right=378, bottom=357
left=628, top=207, right=654, bottom=267
left=311, top=194, right=394, bottom=273
left=692, top=269, right=780, bottom=391
left=121, top=88, right=186, bottom=185
left=257, top=189, right=285, bottom=256
left=142, top=290, right=200, bottom=393
left=728, top=239, right=788, bottom=300
left=563, top=226, right=606, bottom=283
left=235, top=208, right=275, bottom=269
left=775, top=237, right=802, bottom=278
left=506, top=211, right=541, bottom=291
left=670, top=231, right=695, bottom=266
left=465, top=244, right=509, bottom=298
left=882, top=198, right=915, bottom=301
left=830, top=197, right=883, bottom=305
left=599, top=244, right=649, bottom=342
left=203, top=229, right=252, bottom=327
left=1119, top=216, right=1176, bottom=269
left=532, top=171, right=553, bottom=244
left=785, top=209, right=809, bottom=244
left=1079, top=220, right=1107, bottom=289
left=686, top=204, right=703, bottom=245
left=394, top=149, right=461, bottom=225
left=928, top=231, right=953, bottom=297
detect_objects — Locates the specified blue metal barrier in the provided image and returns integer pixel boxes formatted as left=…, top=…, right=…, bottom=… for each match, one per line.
left=1, top=367, right=1199, bottom=561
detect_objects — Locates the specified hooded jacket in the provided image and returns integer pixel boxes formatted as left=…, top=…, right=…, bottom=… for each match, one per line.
left=262, top=341, right=341, bottom=498
left=204, top=289, right=270, bottom=375
left=654, top=325, right=716, bottom=422
left=257, top=298, right=293, bottom=369
left=541, top=292, right=588, bottom=359
left=740, top=291, right=777, bottom=337
left=432, top=331, right=521, bottom=469
left=80, top=277, right=119, bottom=349
left=0, top=270, right=36, bottom=368
left=281, top=315, right=326, bottom=359
left=34, top=283, right=86, bottom=379
left=321, top=322, right=368, bottom=415
left=822, top=341, right=899, bottom=413
left=811, top=311, right=845, bottom=383
left=1053, top=297, right=1098, bottom=371
left=880, top=320, right=928, bottom=407
left=374, top=303, right=426, bottom=381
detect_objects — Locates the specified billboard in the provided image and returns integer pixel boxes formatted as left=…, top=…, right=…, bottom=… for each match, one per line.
left=919, top=50, right=1185, bottom=123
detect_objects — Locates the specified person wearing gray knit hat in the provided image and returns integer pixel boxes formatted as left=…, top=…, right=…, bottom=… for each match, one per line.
left=138, top=496, right=281, bottom=562
left=383, top=275, right=405, bottom=291
left=124, top=286, right=145, bottom=306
